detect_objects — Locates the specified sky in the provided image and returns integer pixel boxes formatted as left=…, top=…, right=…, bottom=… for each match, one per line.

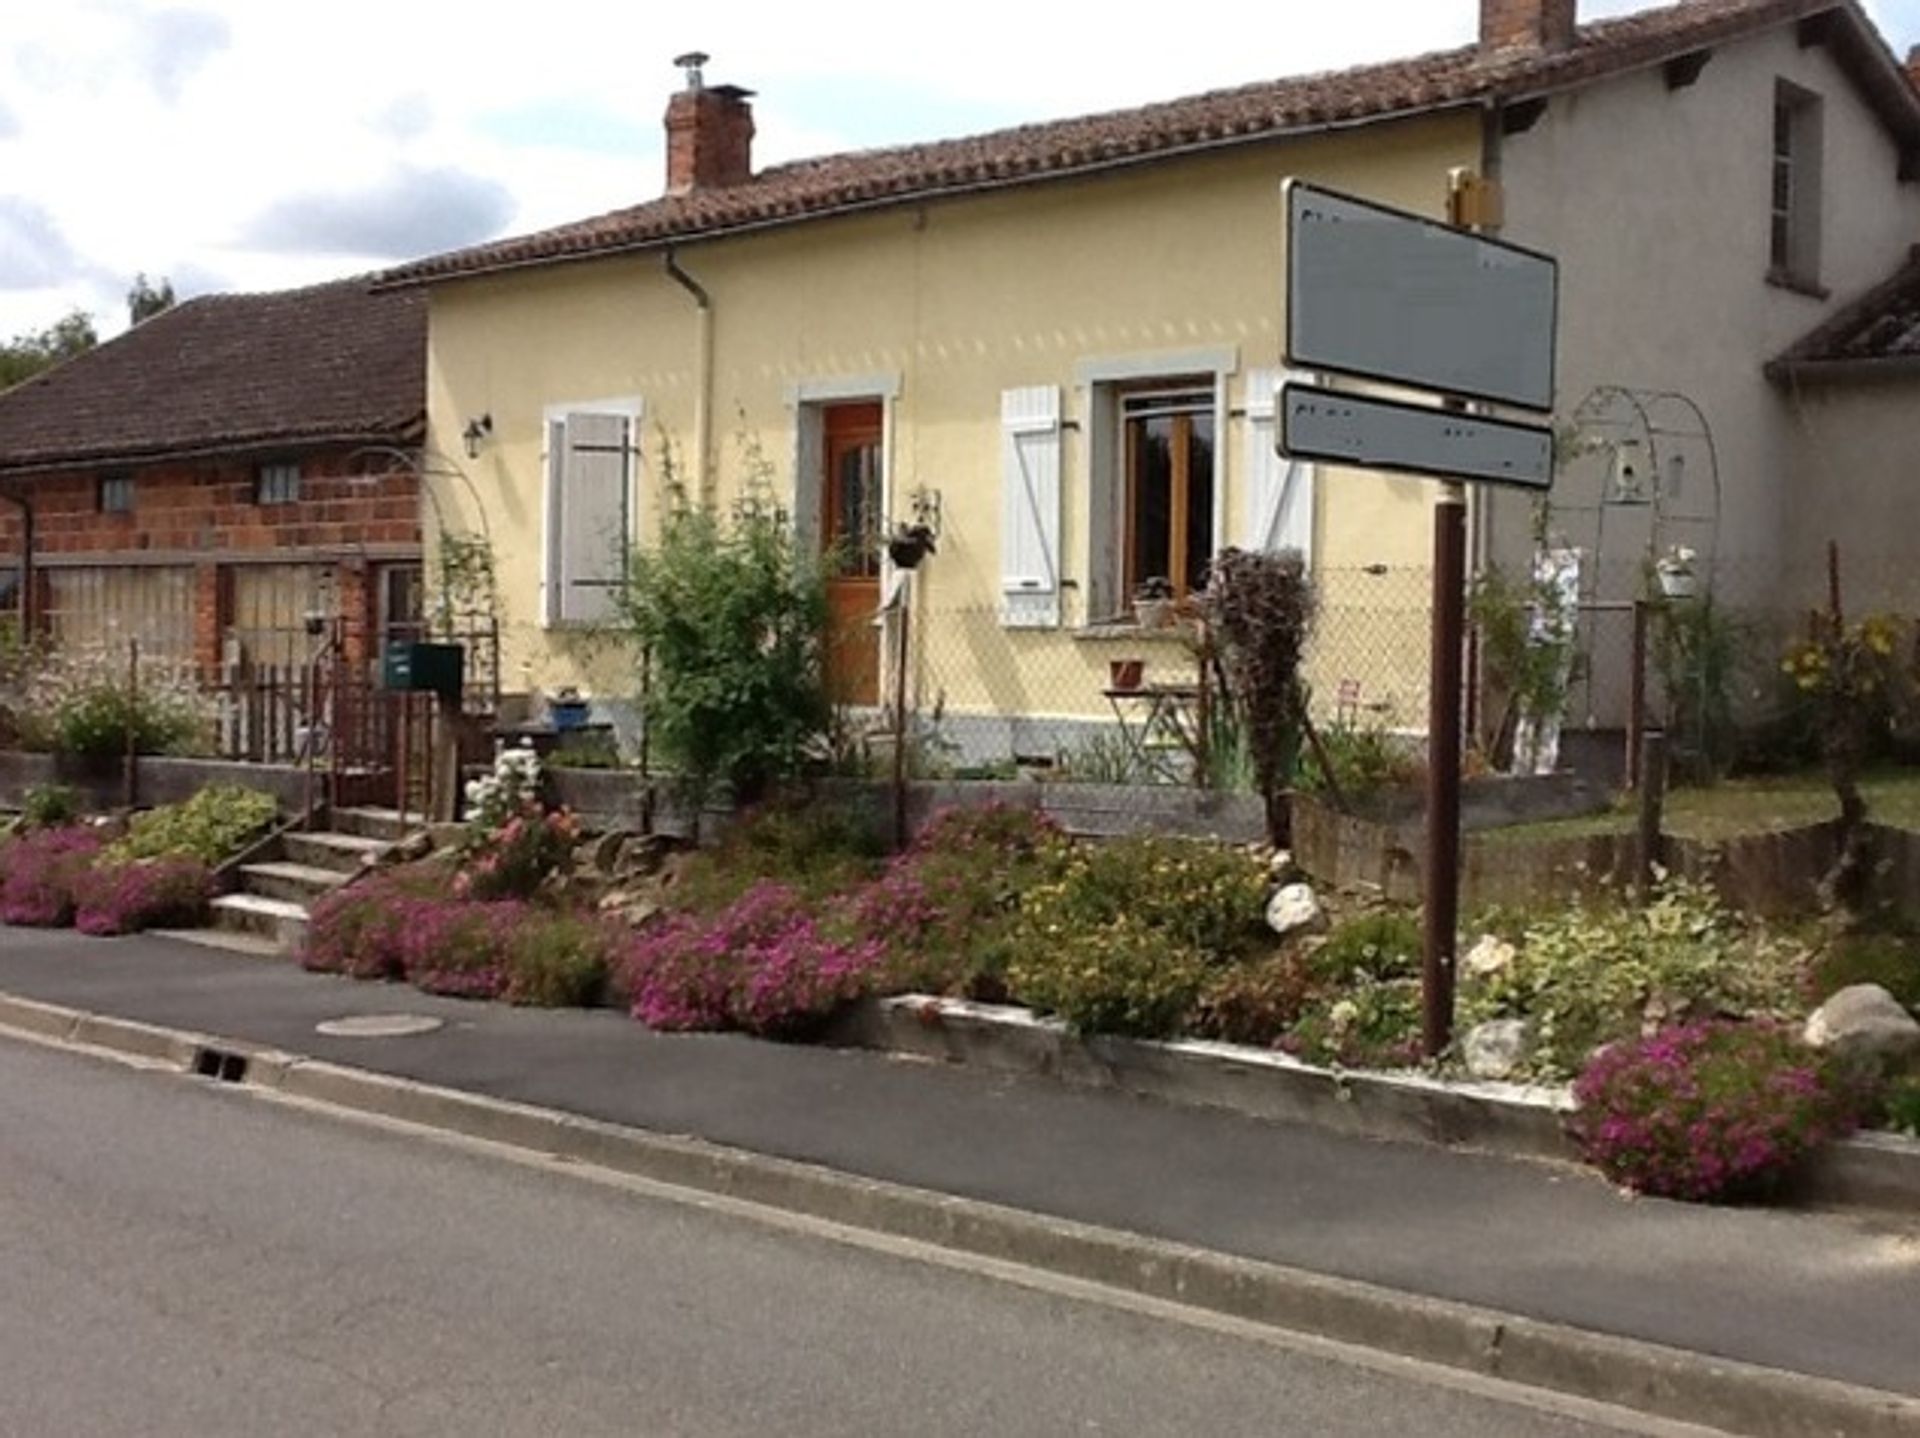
left=1, top=0, right=1915, bottom=341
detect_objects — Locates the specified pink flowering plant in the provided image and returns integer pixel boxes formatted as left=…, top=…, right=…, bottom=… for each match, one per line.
left=453, top=745, right=578, bottom=901
left=626, top=880, right=882, bottom=1038
left=302, top=868, right=444, bottom=979
left=398, top=897, right=524, bottom=1000
left=0, top=825, right=104, bottom=926
left=1568, top=1021, right=1869, bottom=1203
left=72, top=858, right=212, bottom=936
left=847, top=803, right=1066, bottom=999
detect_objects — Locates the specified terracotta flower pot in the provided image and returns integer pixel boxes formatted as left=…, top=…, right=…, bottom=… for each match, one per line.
left=1109, top=659, right=1144, bottom=692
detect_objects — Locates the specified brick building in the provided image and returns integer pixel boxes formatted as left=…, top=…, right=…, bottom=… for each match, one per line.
left=0, top=277, right=426, bottom=680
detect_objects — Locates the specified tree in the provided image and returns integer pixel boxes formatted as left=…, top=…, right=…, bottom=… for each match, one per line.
left=0, top=309, right=98, bottom=390
left=127, top=273, right=175, bottom=326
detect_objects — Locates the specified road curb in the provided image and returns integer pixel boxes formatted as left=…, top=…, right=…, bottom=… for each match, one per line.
left=834, top=994, right=1920, bottom=1217
left=4, top=993, right=1918, bottom=1438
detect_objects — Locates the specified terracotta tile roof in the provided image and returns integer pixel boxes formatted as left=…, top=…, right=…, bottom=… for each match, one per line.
left=384, top=0, right=1917, bottom=288
left=0, top=277, right=425, bottom=476
left=1769, top=247, right=1920, bottom=376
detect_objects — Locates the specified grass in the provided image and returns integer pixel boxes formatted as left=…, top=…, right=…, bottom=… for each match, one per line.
left=1481, top=766, right=1920, bottom=846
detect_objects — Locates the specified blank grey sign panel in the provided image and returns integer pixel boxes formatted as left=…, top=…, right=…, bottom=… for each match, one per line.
left=1285, top=181, right=1558, bottom=413
left=1280, top=384, right=1554, bottom=491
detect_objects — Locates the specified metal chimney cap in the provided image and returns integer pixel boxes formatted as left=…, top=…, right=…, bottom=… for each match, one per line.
left=673, top=51, right=710, bottom=90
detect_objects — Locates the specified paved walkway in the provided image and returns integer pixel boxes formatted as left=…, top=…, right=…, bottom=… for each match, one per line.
left=1, top=928, right=1915, bottom=1396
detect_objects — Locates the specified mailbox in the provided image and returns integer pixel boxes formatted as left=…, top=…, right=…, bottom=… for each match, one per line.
left=382, top=641, right=465, bottom=700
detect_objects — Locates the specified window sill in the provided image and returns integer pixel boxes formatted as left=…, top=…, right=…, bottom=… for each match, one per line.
left=1071, top=622, right=1194, bottom=644
left=1765, top=268, right=1830, bottom=300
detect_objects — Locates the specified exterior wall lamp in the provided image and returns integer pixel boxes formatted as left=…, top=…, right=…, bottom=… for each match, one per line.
left=462, top=413, right=493, bottom=460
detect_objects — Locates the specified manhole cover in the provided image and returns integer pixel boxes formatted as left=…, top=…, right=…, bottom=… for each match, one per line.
left=316, top=1014, right=445, bottom=1038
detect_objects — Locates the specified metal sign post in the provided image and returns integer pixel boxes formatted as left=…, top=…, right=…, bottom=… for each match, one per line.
left=1283, top=174, right=1558, bottom=1059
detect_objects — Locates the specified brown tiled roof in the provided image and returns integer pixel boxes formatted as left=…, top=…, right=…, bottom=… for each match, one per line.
left=384, top=0, right=1918, bottom=288
left=0, top=278, right=425, bottom=476
left=1769, top=248, right=1920, bottom=377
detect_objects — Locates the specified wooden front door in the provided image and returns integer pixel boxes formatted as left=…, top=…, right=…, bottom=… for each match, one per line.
left=822, top=402, right=883, bottom=707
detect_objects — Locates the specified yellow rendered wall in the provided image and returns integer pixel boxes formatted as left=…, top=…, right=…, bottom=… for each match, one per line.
left=424, top=113, right=1480, bottom=725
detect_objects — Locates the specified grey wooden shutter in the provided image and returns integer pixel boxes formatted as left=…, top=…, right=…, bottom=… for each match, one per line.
left=549, top=411, right=632, bottom=625
left=1244, top=367, right=1315, bottom=564
left=999, top=385, right=1062, bottom=629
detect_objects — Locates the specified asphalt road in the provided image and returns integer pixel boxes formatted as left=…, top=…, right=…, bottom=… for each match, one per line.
left=0, top=1035, right=1693, bottom=1438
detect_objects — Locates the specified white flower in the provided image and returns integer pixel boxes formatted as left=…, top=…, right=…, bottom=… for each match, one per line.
left=1463, top=934, right=1516, bottom=979
left=1328, top=1000, right=1360, bottom=1034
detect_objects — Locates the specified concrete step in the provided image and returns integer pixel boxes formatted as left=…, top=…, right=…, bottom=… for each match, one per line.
left=210, top=893, right=308, bottom=951
left=283, top=830, right=392, bottom=875
left=332, top=807, right=417, bottom=842
left=238, top=861, right=349, bottom=907
left=151, top=926, right=283, bottom=960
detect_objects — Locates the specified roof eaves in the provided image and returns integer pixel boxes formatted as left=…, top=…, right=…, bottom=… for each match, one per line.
left=0, top=420, right=426, bottom=482
left=378, top=94, right=1489, bottom=291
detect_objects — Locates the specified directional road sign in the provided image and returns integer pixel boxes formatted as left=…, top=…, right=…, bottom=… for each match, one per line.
left=1280, top=383, right=1554, bottom=491
left=1285, top=180, right=1558, bottom=414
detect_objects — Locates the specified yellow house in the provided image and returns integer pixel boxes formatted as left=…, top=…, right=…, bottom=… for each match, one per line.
left=384, top=0, right=1920, bottom=768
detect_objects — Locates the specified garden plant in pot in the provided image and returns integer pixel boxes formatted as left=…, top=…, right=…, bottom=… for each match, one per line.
left=1654, top=545, right=1698, bottom=601
left=1133, top=576, right=1176, bottom=629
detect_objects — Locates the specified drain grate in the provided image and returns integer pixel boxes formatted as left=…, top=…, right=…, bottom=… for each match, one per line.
left=192, top=1047, right=250, bottom=1084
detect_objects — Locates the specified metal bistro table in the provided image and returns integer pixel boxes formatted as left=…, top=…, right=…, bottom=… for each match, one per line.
left=1102, top=682, right=1202, bottom=783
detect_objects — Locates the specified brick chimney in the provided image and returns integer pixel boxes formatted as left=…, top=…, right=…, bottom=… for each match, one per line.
left=1481, top=0, right=1578, bottom=53
left=664, top=52, right=755, bottom=195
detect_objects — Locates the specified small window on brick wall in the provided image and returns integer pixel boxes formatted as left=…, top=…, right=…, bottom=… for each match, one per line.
left=98, top=472, right=135, bottom=513
left=255, top=461, right=301, bottom=505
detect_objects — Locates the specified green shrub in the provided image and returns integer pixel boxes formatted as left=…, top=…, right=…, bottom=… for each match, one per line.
left=1459, top=880, right=1810, bottom=1082
left=104, top=785, right=278, bottom=866
left=1284, top=977, right=1425, bottom=1068
left=18, top=649, right=210, bottom=757
left=1017, top=834, right=1270, bottom=965
left=1881, top=1074, right=1920, bottom=1137
left=1190, top=951, right=1321, bottom=1047
left=505, top=911, right=617, bottom=1008
left=1296, top=723, right=1422, bottom=799
left=672, top=794, right=886, bottom=914
left=1007, top=917, right=1209, bottom=1039
left=1809, top=931, right=1920, bottom=1013
left=1310, top=910, right=1422, bottom=985
left=848, top=804, right=1068, bottom=1000
left=20, top=783, right=79, bottom=830
left=615, top=467, right=832, bottom=810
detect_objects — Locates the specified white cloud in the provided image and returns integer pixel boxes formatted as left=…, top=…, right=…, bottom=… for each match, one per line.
left=242, top=165, right=516, bottom=259
left=0, top=0, right=1911, bottom=339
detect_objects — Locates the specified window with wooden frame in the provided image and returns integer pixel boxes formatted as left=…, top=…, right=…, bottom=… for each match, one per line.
left=1770, top=81, right=1824, bottom=291
left=1120, top=385, right=1215, bottom=601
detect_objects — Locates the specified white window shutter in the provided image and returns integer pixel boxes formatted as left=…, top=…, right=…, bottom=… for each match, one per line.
left=1244, top=368, right=1315, bottom=565
left=999, top=385, right=1062, bottom=629
left=542, top=418, right=567, bottom=627
left=547, top=410, right=634, bottom=625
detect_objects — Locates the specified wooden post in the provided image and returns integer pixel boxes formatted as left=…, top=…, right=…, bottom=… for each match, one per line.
left=1626, top=599, right=1649, bottom=790
left=1636, top=730, right=1667, bottom=899
left=891, top=577, right=912, bottom=851
left=1422, top=486, right=1467, bottom=1059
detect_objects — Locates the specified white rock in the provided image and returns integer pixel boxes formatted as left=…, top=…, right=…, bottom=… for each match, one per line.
left=1265, top=882, right=1324, bottom=938
left=1804, top=985, right=1920, bottom=1068
left=1463, top=1018, right=1531, bottom=1080
left=1463, top=934, right=1517, bottom=980
left=1268, top=849, right=1299, bottom=881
